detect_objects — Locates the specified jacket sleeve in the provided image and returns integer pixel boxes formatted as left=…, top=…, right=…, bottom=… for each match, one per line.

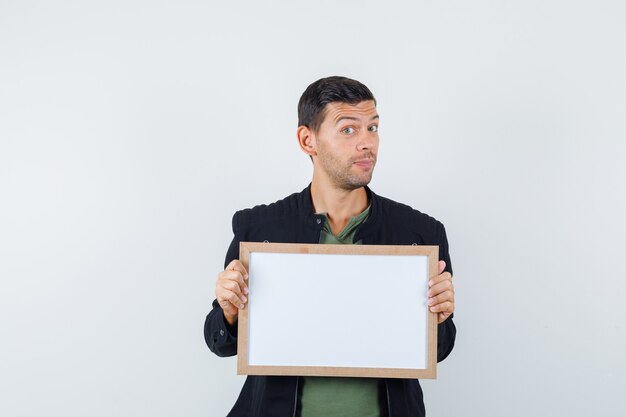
left=436, top=223, right=456, bottom=362
left=204, top=213, right=242, bottom=357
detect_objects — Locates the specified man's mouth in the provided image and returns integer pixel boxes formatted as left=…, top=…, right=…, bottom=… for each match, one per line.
left=353, top=158, right=375, bottom=168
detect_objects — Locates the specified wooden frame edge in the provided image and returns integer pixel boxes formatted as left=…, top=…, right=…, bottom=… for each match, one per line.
left=236, top=243, right=251, bottom=375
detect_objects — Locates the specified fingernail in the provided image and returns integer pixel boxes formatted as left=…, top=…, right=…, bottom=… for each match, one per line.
left=240, top=296, right=247, bottom=303
left=245, top=274, right=249, bottom=280
left=240, top=304, right=245, bottom=309
left=430, top=307, right=436, bottom=312
left=428, top=280, right=433, bottom=286
left=243, top=287, right=249, bottom=295
left=428, top=299, right=434, bottom=306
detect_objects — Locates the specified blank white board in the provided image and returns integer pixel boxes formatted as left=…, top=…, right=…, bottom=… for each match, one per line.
left=237, top=243, right=439, bottom=379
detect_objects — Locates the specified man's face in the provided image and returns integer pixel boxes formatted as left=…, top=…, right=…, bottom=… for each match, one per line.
left=312, top=100, right=379, bottom=190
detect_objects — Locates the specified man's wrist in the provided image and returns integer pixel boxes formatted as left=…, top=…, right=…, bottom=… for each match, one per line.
left=224, top=311, right=238, bottom=328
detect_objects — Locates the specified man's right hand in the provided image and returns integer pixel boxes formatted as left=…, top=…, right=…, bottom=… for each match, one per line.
left=215, top=260, right=249, bottom=327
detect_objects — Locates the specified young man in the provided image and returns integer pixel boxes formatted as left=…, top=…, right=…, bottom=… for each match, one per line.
left=205, top=76, right=456, bottom=417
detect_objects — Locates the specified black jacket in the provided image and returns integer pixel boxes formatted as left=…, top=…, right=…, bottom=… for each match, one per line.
left=205, top=185, right=456, bottom=417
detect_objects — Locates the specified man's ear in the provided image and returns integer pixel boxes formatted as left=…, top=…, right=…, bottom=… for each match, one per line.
left=297, top=125, right=317, bottom=157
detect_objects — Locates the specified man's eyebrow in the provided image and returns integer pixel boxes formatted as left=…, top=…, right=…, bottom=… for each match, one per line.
left=334, top=115, right=380, bottom=125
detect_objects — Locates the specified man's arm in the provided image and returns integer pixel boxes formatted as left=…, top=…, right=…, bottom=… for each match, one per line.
left=429, top=223, right=456, bottom=362
left=204, top=223, right=248, bottom=357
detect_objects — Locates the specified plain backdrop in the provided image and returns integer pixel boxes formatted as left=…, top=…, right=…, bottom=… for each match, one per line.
left=1, top=1, right=625, bottom=416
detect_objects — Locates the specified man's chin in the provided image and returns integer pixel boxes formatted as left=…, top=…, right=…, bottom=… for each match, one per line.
left=342, top=175, right=373, bottom=190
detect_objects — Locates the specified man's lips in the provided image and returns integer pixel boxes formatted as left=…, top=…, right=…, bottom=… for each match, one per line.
left=353, top=159, right=375, bottom=168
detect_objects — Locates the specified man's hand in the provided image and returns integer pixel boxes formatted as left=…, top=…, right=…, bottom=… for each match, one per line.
left=428, top=260, right=455, bottom=324
left=216, top=260, right=249, bottom=327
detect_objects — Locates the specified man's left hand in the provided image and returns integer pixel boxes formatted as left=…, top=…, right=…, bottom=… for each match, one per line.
left=428, top=260, right=455, bottom=324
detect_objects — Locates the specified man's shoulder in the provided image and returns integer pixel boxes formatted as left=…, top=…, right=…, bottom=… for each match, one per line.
left=231, top=187, right=308, bottom=231
left=375, top=192, right=443, bottom=226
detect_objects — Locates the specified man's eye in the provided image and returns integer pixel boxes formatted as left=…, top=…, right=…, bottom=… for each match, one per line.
left=342, top=127, right=355, bottom=134
left=368, top=125, right=378, bottom=132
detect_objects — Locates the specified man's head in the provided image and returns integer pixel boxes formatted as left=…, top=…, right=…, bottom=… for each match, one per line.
left=298, top=76, right=376, bottom=133
left=297, top=76, right=379, bottom=191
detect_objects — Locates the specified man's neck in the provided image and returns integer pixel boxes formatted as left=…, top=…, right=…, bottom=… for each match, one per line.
left=310, top=179, right=369, bottom=236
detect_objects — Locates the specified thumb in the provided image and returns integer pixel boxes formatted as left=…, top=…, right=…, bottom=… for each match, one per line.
left=438, top=260, right=446, bottom=275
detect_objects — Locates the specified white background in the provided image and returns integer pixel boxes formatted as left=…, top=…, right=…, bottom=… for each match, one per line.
left=1, top=1, right=624, bottom=416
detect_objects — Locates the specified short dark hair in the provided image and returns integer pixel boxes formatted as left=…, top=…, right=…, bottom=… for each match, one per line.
left=298, top=76, right=376, bottom=132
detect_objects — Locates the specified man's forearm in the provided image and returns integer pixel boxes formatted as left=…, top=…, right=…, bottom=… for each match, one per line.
left=205, top=299, right=238, bottom=357
left=436, top=316, right=456, bottom=362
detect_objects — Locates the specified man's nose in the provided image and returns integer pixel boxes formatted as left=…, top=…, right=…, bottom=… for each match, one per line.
left=356, top=131, right=375, bottom=151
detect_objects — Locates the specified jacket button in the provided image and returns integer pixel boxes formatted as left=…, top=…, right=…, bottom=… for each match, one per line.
left=220, top=329, right=225, bottom=337
left=316, top=218, right=322, bottom=224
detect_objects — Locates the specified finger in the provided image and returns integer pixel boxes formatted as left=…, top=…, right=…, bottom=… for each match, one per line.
left=217, top=289, right=237, bottom=311
left=220, top=279, right=244, bottom=297
left=218, top=281, right=248, bottom=305
left=216, top=278, right=248, bottom=304
left=438, top=260, right=446, bottom=275
left=219, top=289, right=247, bottom=310
left=226, top=260, right=249, bottom=280
left=219, top=270, right=249, bottom=294
left=428, top=290, right=454, bottom=307
left=428, top=280, right=453, bottom=298
left=219, top=299, right=238, bottom=316
left=430, top=301, right=454, bottom=313
left=228, top=291, right=247, bottom=309
left=429, top=271, right=452, bottom=287
left=438, top=311, right=452, bottom=324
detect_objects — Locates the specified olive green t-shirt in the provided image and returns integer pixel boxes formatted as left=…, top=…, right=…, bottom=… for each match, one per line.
left=299, top=205, right=381, bottom=417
